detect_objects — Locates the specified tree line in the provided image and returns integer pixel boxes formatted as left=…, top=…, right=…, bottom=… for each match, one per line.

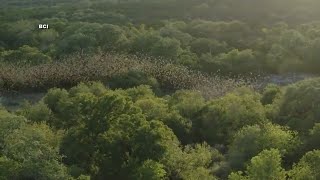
left=1, top=0, right=320, bottom=75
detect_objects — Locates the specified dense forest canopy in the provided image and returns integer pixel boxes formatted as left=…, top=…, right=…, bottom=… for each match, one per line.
left=1, top=80, right=320, bottom=179
left=0, top=0, right=320, bottom=75
left=1, top=0, right=320, bottom=179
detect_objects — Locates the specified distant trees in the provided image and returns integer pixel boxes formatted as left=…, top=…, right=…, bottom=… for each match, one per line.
left=97, top=24, right=129, bottom=51
left=0, top=45, right=51, bottom=65
left=200, top=49, right=259, bottom=74
left=38, top=29, right=59, bottom=52
left=306, top=38, right=320, bottom=72
left=190, top=38, right=228, bottom=56
left=130, top=31, right=183, bottom=60
left=1, top=15, right=320, bottom=74
left=58, top=33, right=96, bottom=54
left=1, top=11, right=320, bottom=74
